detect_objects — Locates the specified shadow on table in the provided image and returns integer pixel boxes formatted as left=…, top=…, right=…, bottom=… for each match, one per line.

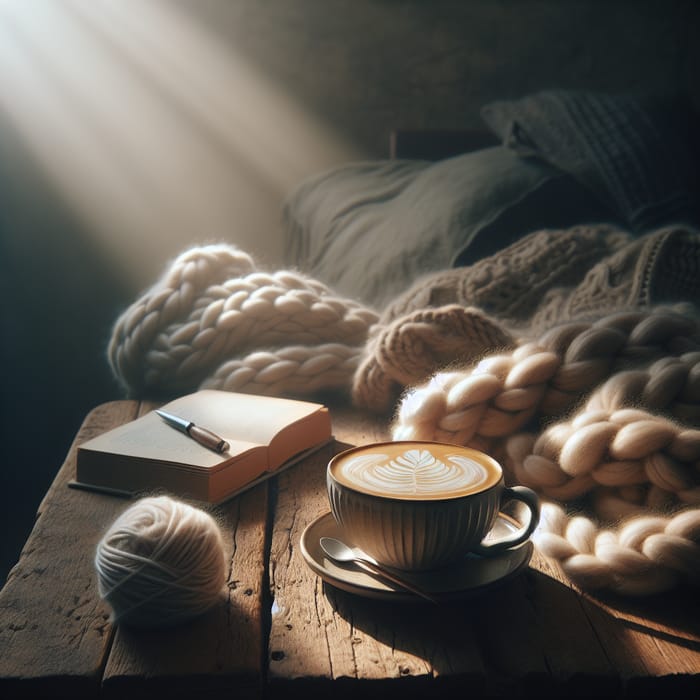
left=322, top=562, right=699, bottom=698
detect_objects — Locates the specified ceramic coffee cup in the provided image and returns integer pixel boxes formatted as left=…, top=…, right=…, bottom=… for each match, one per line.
left=326, top=441, right=540, bottom=571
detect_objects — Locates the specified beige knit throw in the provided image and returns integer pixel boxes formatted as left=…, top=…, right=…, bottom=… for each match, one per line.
left=108, top=223, right=700, bottom=596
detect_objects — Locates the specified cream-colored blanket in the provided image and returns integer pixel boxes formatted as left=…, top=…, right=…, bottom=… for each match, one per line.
left=108, top=222, right=700, bottom=596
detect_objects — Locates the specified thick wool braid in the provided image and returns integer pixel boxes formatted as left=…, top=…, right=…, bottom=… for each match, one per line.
left=108, top=244, right=379, bottom=396
left=391, top=307, right=700, bottom=446
left=108, top=245, right=257, bottom=392
left=390, top=307, right=700, bottom=596
left=352, top=305, right=515, bottom=413
left=500, top=352, right=700, bottom=594
left=506, top=407, right=700, bottom=508
left=200, top=343, right=362, bottom=397
left=532, top=503, right=700, bottom=595
left=506, top=354, right=700, bottom=500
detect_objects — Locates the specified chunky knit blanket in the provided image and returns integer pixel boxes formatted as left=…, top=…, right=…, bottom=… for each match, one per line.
left=108, top=222, right=700, bottom=597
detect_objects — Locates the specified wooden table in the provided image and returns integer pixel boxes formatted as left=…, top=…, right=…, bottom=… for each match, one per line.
left=1, top=400, right=699, bottom=698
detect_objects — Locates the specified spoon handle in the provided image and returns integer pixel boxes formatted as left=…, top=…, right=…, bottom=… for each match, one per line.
left=354, top=557, right=439, bottom=604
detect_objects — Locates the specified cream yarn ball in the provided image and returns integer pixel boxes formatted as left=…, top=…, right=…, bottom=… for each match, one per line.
left=95, top=495, right=227, bottom=628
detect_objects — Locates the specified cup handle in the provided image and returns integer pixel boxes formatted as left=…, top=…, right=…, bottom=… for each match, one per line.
left=473, top=486, right=540, bottom=557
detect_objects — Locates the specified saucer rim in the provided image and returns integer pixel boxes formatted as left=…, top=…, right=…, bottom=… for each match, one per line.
left=300, top=510, right=533, bottom=603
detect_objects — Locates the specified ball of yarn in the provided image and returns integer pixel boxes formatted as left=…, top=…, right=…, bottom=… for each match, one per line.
left=95, top=495, right=227, bottom=628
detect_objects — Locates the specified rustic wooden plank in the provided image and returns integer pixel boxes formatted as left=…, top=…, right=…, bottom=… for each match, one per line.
left=576, top=587, right=700, bottom=696
left=78, top=399, right=269, bottom=697
left=527, top=540, right=700, bottom=695
left=267, top=410, right=489, bottom=697
left=485, top=551, right=620, bottom=697
left=101, top=481, right=268, bottom=698
left=3, top=400, right=699, bottom=698
left=267, top=442, right=448, bottom=687
left=269, top=406, right=700, bottom=697
left=1, top=398, right=269, bottom=697
left=0, top=400, right=140, bottom=698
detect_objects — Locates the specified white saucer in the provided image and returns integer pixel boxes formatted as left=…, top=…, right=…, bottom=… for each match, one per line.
left=300, top=511, right=533, bottom=603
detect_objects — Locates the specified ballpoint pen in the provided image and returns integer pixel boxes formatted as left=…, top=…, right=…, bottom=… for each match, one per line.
left=155, top=409, right=230, bottom=453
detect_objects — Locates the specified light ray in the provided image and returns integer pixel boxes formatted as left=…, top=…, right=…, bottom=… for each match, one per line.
left=0, top=0, right=362, bottom=289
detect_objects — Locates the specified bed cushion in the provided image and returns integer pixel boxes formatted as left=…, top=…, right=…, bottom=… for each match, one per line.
left=283, top=145, right=615, bottom=307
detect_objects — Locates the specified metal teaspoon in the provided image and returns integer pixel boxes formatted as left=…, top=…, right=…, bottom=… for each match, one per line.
left=319, top=536, right=439, bottom=604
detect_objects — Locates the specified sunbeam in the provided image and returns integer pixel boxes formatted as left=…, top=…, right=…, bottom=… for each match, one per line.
left=0, top=0, right=361, bottom=289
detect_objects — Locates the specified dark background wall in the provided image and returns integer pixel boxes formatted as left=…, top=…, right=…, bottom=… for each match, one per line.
left=1, top=0, right=698, bottom=584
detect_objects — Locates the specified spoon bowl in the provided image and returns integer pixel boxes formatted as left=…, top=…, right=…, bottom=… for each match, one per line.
left=319, top=536, right=438, bottom=603
left=320, top=537, right=364, bottom=562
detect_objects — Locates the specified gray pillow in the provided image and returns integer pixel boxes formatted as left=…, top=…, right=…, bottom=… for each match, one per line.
left=283, top=146, right=615, bottom=307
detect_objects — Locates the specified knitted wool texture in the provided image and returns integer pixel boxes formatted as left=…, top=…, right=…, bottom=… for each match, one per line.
left=108, top=244, right=377, bottom=397
left=108, top=223, right=700, bottom=596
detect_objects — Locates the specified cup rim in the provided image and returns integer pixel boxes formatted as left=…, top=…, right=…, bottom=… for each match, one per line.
left=327, top=440, right=503, bottom=501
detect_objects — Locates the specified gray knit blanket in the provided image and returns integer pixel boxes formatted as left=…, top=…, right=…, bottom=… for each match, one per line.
left=481, top=90, right=700, bottom=232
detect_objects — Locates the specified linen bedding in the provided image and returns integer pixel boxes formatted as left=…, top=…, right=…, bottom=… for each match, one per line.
left=282, top=89, right=700, bottom=307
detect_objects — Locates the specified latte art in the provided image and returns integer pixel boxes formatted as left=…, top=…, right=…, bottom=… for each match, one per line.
left=327, top=440, right=538, bottom=570
left=337, top=448, right=495, bottom=498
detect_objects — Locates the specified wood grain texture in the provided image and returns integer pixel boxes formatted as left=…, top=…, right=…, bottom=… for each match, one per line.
left=0, top=399, right=268, bottom=698
left=267, top=406, right=700, bottom=698
left=527, top=538, right=700, bottom=688
left=101, top=478, right=268, bottom=697
left=97, top=398, right=270, bottom=697
left=267, top=410, right=489, bottom=696
left=0, top=401, right=140, bottom=697
left=1, top=400, right=699, bottom=698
